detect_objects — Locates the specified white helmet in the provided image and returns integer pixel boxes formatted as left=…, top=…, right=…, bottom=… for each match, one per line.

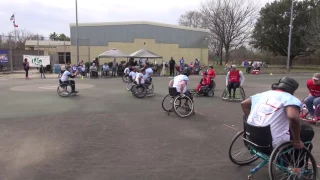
left=231, top=65, right=237, bottom=68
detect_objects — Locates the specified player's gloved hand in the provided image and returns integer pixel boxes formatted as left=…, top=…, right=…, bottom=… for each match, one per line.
left=180, top=93, right=186, bottom=97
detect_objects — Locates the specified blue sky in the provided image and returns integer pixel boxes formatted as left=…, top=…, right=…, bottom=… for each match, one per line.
left=0, top=0, right=273, bottom=38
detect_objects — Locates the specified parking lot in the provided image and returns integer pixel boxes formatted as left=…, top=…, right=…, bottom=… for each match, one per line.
left=0, top=73, right=319, bottom=180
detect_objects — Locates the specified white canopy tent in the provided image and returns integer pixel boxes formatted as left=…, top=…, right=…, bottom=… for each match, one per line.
left=98, top=48, right=131, bottom=58
left=129, top=49, right=162, bottom=58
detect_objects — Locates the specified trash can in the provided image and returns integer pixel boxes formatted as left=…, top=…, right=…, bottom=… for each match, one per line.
left=54, top=64, right=61, bottom=74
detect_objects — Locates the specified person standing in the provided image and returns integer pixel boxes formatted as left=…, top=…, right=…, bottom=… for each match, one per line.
left=169, top=57, right=176, bottom=76
left=23, top=58, right=30, bottom=79
left=179, top=57, right=185, bottom=72
left=39, top=65, right=46, bottom=79
left=194, top=58, right=200, bottom=74
left=111, top=58, right=118, bottom=77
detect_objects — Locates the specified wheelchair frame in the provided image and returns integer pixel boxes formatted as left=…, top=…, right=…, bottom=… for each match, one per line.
left=130, top=82, right=154, bottom=98
left=161, top=87, right=195, bottom=118
left=229, top=118, right=318, bottom=179
left=57, top=82, right=77, bottom=97
left=300, top=97, right=320, bottom=126
left=222, top=86, right=246, bottom=101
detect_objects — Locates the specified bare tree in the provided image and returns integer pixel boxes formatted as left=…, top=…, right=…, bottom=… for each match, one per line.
left=7, top=29, right=35, bottom=49
left=178, top=10, right=204, bottom=28
left=201, top=0, right=258, bottom=63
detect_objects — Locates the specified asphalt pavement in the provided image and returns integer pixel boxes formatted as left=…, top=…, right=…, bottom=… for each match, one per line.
left=0, top=73, right=318, bottom=180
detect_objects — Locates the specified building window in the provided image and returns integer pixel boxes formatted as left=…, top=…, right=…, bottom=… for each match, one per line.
left=58, top=52, right=71, bottom=64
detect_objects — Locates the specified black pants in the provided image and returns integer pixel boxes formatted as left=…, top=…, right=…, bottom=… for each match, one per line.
left=91, top=71, right=98, bottom=77
left=184, top=90, right=193, bottom=101
left=227, top=82, right=240, bottom=97
left=169, top=67, right=175, bottom=76
left=60, top=80, right=76, bottom=91
left=25, top=69, right=29, bottom=78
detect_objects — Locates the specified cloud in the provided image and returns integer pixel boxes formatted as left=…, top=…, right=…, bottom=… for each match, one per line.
left=0, top=0, right=272, bottom=37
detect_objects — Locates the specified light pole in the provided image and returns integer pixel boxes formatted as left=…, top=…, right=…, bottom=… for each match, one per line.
left=286, top=0, right=294, bottom=71
left=75, top=0, right=79, bottom=63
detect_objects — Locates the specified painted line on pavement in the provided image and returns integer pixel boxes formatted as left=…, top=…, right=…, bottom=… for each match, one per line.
left=223, top=124, right=238, bottom=131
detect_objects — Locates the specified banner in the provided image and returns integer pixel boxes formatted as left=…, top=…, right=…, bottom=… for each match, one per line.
left=0, top=50, right=8, bottom=63
left=23, top=55, right=50, bottom=67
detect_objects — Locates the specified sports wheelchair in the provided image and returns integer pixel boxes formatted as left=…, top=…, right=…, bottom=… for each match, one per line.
left=57, top=80, right=77, bottom=97
left=300, top=97, right=320, bottom=126
left=161, top=87, right=194, bottom=118
left=130, top=82, right=154, bottom=98
left=228, top=117, right=317, bottom=180
left=190, top=79, right=216, bottom=97
left=222, top=86, right=246, bottom=101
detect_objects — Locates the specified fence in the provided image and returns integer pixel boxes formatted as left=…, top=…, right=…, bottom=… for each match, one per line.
left=0, top=36, right=90, bottom=72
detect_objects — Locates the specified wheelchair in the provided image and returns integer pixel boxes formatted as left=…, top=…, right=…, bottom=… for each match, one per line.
left=190, top=79, right=216, bottom=97
left=90, top=71, right=99, bottom=79
left=57, top=81, right=77, bottom=97
left=222, top=86, right=246, bottom=101
left=101, top=70, right=110, bottom=78
left=300, top=97, right=320, bottom=126
left=161, top=87, right=195, bottom=118
left=228, top=117, right=318, bottom=180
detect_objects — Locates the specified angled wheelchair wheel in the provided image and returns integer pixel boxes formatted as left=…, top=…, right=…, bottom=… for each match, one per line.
left=173, top=95, right=194, bottom=118
left=126, top=82, right=133, bottom=91
left=57, top=83, right=72, bottom=97
left=122, top=75, right=129, bottom=83
left=132, top=85, right=147, bottom=98
left=162, top=94, right=174, bottom=112
left=228, top=130, right=259, bottom=165
left=269, top=141, right=318, bottom=180
left=240, top=87, right=246, bottom=100
left=222, top=88, right=228, bottom=100
left=207, top=90, right=214, bottom=97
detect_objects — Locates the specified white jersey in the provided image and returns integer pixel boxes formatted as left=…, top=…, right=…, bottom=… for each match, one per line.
left=144, top=67, right=153, bottom=80
left=135, top=73, right=145, bottom=84
left=129, top=71, right=136, bottom=80
left=172, top=74, right=189, bottom=93
left=124, top=67, right=130, bottom=74
left=60, top=71, right=72, bottom=82
left=247, top=90, right=302, bottom=148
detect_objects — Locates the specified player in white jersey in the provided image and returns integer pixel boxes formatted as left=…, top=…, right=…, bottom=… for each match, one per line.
left=169, top=68, right=193, bottom=100
left=135, top=68, right=146, bottom=85
left=241, top=77, right=314, bottom=150
left=128, top=67, right=137, bottom=82
left=59, top=66, right=79, bottom=93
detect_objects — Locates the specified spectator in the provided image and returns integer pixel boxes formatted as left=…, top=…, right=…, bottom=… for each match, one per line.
left=102, top=63, right=110, bottom=76
left=22, top=58, right=30, bottom=79
left=39, top=65, right=46, bottom=79
left=111, top=58, right=118, bottom=77
left=169, top=57, right=176, bottom=76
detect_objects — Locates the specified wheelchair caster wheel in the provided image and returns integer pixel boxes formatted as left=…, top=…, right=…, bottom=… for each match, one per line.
left=248, top=175, right=253, bottom=180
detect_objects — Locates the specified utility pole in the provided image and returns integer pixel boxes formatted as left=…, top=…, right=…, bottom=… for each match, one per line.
left=75, top=0, right=80, bottom=63
left=286, top=0, right=294, bottom=71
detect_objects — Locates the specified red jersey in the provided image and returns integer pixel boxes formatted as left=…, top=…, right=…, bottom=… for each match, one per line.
left=207, top=69, right=216, bottom=79
left=229, top=70, right=240, bottom=82
left=307, top=79, right=320, bottom=97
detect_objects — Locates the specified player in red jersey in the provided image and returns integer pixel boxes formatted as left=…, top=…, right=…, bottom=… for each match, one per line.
left=196, top=65, right=216, bottom=93
left=305, top=73, right=320, bottom=119
left=226, top=65, right=245, bottom=99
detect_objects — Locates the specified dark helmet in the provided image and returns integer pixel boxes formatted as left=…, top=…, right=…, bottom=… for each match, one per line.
left=182, top=67, right=191, bottom=77
left=66, top=66, right=72, bottom=70
left=271, top=77, right=299, bottom=95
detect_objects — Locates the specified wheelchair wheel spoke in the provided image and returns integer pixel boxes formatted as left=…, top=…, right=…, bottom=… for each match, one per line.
left=269, top=142, right=317, bottom=180
left=228, top=131, right=259, bottom=165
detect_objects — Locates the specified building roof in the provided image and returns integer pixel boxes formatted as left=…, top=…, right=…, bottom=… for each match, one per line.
left=69, top=21, right=210, bottom=33
left=25, top=40, right=70, bottom=47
